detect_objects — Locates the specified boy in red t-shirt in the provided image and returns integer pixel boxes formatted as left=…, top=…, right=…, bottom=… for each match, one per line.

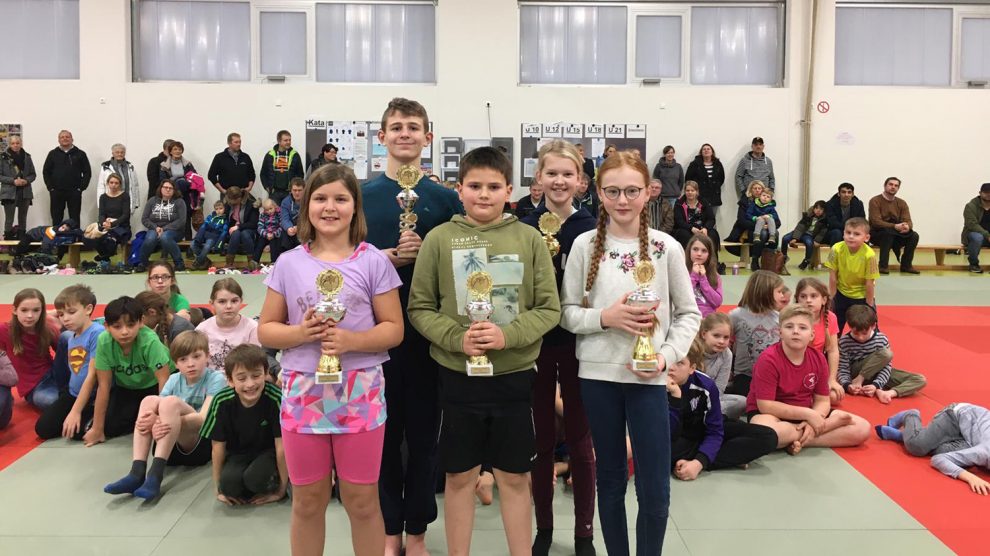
left=747, top=305, right=871, bottom=454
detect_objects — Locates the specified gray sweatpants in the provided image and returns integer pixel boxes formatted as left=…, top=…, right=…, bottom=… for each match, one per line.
left=903, top=404, right=971, bottom=458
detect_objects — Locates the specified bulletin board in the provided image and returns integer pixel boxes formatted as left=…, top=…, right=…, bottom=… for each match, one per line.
left=304, top=118, right=433, bottom=181
left=519, top=123, right=647, bottom=188
left=0, top=124, right=22, bottom=152
left=438, top=137, right=514, bottom=185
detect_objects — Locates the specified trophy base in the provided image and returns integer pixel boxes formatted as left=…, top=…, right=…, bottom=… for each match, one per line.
left=396, top=250, right=418, bottom=259
left=315, top=372, right=342, bottom=384
left=466, top=362, right=494, bottom=377
left=631, top=358, right=659, bottom=372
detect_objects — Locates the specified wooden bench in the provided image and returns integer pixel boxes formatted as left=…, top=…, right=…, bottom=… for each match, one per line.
left=812, top=243, right=989, bottom=271
left=720, top=241, right=751, bottom=264
left=0, top=240, right=84, bottom=269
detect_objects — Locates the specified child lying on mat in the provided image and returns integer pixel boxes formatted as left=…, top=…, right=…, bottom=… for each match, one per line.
left=747, top=305, right=871, bottom=455
left=876, top=403, right=990, bottom=496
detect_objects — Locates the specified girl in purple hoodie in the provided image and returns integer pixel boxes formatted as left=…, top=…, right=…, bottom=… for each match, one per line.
left=686, top=234, right=723, bottom=317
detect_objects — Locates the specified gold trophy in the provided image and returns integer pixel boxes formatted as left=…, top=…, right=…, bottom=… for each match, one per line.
left=395, top=164, right=422, bottom=258
left=313, top=269, right=346, bottom=384
left=464, top=271, right=495, bottom=377
left=627, top=260, right=661, bottom=372
left=538, top=212, right=561, bottom=258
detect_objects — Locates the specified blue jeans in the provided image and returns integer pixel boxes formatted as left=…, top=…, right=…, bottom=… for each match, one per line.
left=140, top=228, right=183, bottom=265
left=966, top=231, right=990, bottom=266
left=228, top=229, right=256, bottom=256
left=825, top=228, right=843, bottom=246
left=0, top=386, right=12, bottom=429
left=24, top=331, right=72, bottom=411
left=581, top=378, right=670, bottom=556
left=781, top=232, right=815, bottom=261
left=191, top=236, right=217, bottom=266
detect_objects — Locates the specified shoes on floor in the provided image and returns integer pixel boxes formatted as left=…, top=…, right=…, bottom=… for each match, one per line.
left=878, top=267, right=890, bottom=275
left=969, top=264, right=984, bottom=274
left=798, top=259, right=810, bottom=270
left=900, top=267, right=920, bottom=275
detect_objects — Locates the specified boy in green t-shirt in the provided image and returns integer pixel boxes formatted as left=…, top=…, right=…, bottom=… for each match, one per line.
left=824, top=217, right=880, bottom=334
left=83, top=296, right=172, bottom=447
left=408, top=147, right=560, bottom=556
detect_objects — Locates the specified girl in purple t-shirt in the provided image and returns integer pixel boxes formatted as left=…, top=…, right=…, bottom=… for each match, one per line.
left=258, top=163, right=403, bottom=555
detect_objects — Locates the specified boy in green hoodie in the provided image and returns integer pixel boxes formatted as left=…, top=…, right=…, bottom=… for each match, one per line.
left=408, top=147, right=560, bottom=556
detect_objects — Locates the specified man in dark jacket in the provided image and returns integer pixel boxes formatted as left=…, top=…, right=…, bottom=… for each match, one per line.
left=146, top=139, right=173, bottom=200
left=208, top=132, right=256, bottom=195
left=825, top=182, right=866, bottom=245
left=260, top=130, right=304, bottom=206
left=962, top=183, right=990, bottom=273
left=43, top=130, right=91, bottom=226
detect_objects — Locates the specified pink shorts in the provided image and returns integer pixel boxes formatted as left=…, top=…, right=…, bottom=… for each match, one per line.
left=282, top=425, right=386, bottom=486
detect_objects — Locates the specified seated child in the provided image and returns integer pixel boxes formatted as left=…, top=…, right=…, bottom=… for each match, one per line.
left=105, top=330, right=226, bottom=499
left=876, top=403, right=990, bottom=495
left=35, top=285, right=105, bottom=440
left=136, top=291, right=195, bottom=347
left=747, top=305, right=871, bottom=455
left=200, top=344, right=287, bottom=505
left=668, top=338, right=777, bottom=480
left=839, top=305, right=926, bottom=404
left=0, top=288, right=61, bottom=411
left=781, top=201, right=828, bottom=270
left=195, top=278, right=260, bottom=371
left=84, top=296, right=172, bottom=447
left=699, top=313, right=745, bottom=419
left=253, top=198, right=281, bottom=264
left=189, top=200, right=228, bottom=270
left=726, top=270, right=784, bottom=397
left=746, top=189, right=780, bottom=270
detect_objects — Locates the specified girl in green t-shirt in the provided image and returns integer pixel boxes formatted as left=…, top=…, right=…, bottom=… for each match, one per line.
left=145, top=261, right=191, bottom=320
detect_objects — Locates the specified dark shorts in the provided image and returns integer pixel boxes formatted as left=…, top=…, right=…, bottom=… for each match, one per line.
left=438, top=404, right=536, bottom=475
left=166, top=435, right=212, bottom=467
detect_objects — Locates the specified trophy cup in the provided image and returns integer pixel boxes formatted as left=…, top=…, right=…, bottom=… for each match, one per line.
left=464, top=271, right=495, bottom=377
left=627, top=260, right=661, bottom=372
left=538, top=212, right=561, bottom=258
left=313, top=269, right=346, bottom=384
left=395, top=164, right=422, bottom=258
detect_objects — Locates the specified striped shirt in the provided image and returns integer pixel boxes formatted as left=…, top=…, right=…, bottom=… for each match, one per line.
left=838, top=329, right=891, bottom=388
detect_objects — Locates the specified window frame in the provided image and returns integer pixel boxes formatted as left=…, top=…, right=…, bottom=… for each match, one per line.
left=252, top=2, right=315, bottom=81
left=954, top=6, right=990, bottom=86
left=628, top=6, right=690, bottom=84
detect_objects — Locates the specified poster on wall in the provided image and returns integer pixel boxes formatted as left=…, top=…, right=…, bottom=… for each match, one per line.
left=306, top=120, right=434, bottom=181
left=518, top=122, right=647, bottom=188
left=0, top=124, right=23, bottom=152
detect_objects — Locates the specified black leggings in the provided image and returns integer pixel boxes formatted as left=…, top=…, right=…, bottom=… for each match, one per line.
left=220, top=450, right=279, bottom=498
left=670, top=419, right=778, bottom=470
left=35, top=391, right=91, bottom=440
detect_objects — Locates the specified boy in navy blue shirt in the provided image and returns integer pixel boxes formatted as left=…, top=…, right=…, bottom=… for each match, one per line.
left=362, top=98, right=461, bottom=555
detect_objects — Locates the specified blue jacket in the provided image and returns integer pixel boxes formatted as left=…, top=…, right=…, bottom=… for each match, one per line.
left=198, top=212, right=229, bottom=242
left=746, top=198, right=781, bottom=227
left=668, top=371, right=724, bottom=469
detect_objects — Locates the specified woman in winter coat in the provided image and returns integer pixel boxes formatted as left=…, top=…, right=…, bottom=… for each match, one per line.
left=97, top=144, right=141, bottom=220
left=138, top=179, right=187, bottom=271
left=673, top=181, right=721, bottom=256
left=684, top=143, right=726, bottom=208
left=0, top=135, right=37, bottom=240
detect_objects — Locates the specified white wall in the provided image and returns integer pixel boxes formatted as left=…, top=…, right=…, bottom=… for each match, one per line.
left=1, top=0, right=985, bottom=243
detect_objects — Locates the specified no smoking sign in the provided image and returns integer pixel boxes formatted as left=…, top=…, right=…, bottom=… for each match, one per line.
left=817, top=100, right=830, bottom=114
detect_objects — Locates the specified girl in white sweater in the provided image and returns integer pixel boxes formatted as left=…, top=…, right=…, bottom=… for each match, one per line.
left=561, top=152, right=701, bottom=556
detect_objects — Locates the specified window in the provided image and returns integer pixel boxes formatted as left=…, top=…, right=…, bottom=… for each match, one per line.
left=0, top=0, right=79, bottom=79
left=315, top=3, right=436, bottom=83
left=690, top=6, right=782, bottom=85
left=134, top=1, right=251, bottom=82
left=634, top=15, right=682, bottom=80
left=260, top=11, right=307, bottom=76
left=961, top=17, right=990, bottom=82
left=519, top=5, right=627, bottom=85
left=835, top=7, right=951, bottom=86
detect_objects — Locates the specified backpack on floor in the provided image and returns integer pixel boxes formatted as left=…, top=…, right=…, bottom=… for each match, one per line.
left=128, top=231, right=147, bottom=266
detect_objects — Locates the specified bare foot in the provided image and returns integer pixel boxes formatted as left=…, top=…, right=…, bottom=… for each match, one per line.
left=786, top=441, right=803, bottom=455
left=835, top=412, right=853, bottom=426
left=475, top=472, right=494, bottom=506
left=405, top=533, right=430, bottom=556
left=384, top=534, right=402, bottom=556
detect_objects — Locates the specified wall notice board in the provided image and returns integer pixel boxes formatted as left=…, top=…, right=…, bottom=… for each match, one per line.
left=519, top=123, right=647, bottom=187
left=305, top=118, right=433, bottom=181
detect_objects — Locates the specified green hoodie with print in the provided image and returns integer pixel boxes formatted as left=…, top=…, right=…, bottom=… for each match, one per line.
left=408, top=214, right=560, bottom=375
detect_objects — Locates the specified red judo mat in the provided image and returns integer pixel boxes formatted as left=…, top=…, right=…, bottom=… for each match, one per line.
left=1, top=303, right=988, bottom=553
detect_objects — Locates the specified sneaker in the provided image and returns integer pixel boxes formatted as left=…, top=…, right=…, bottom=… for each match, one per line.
left=969, top=264, right=984, bottom=274
left=798, top=259, right=810, bottom=270
left=900, top=266, right=920, bottom=275
left=174, top=261, right=187, bottom=272
left=878, top=267, right=889, bottom=275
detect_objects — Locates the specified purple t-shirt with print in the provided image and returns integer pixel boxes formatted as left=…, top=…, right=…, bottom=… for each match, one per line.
left=264, top=242, right=402, bottom=373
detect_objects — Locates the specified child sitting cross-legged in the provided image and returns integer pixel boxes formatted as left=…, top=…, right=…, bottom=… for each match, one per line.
left=747, top=305, right=871, bottom=455
left=839, top=305, right=926, bottom=404
left=876, top=403, right=990, bottom=495
left=104, top=330, right=226, bottom=499
left=200, top=344, right=288, bottom=506
left=668, top=337, right=777, bottom=480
